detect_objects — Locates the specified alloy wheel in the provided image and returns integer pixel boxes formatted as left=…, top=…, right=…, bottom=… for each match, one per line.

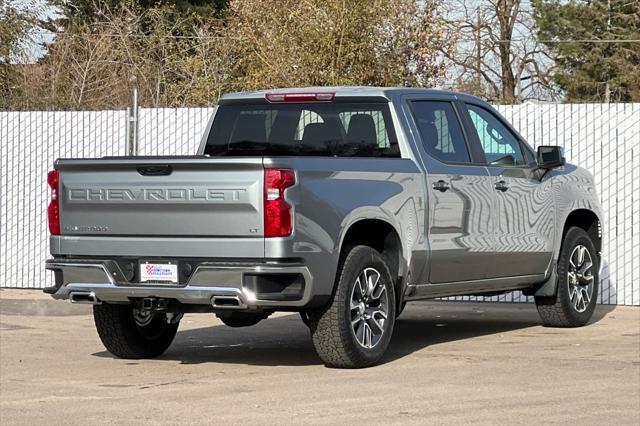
left=350, top=267, right=389, bottom=349
left=567, top=244, right=595, bottom=313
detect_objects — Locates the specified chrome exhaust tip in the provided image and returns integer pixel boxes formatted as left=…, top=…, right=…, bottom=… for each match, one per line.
left=211, top=295, right=245, bottom=309
left=69, top=291, right=101, bottom=305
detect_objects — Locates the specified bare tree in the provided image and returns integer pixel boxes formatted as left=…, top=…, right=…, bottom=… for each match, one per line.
left=442, top=0, right=557, bottom=103
left=15, top=1, right=236, bottom=109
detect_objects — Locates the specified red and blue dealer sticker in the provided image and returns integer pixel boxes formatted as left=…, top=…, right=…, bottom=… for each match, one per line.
left=140, top=262, right=178, bottom=283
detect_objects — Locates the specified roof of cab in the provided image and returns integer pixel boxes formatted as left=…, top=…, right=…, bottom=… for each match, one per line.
left=219, top=86, right=486, bottom=104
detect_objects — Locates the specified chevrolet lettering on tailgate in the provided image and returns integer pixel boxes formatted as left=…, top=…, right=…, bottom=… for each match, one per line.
left=67, top=188, right=246, bottom=202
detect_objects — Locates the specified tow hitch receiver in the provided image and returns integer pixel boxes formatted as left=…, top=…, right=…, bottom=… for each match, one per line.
left=141, top=297, right=167, bottom=311
left=133, top=297, right=182, bottom=325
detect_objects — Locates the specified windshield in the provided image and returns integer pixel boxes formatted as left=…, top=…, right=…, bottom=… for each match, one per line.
left=204, top=102, right=399, bottom=157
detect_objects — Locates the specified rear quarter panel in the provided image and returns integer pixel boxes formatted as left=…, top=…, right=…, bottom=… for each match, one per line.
left=264, top=157, right=424, bottom=298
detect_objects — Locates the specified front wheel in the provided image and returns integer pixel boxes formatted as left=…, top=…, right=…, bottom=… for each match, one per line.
left=93, top=303, right=179, bottom=359
left=535, top=227, right=599, bottom=327
left=308, top=245, right=396, bottom=368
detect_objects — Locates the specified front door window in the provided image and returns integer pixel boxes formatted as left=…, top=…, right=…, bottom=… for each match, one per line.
left=467, top=104, right=526, bottom=167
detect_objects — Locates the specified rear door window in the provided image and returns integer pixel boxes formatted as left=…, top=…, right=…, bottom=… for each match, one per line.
left=410, top=101, right=471, bottom=164
left=205, top=102, right=399, bottom=157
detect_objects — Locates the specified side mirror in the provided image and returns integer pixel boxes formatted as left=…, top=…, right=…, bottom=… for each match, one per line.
left=537, top=145, right=565, bottom=169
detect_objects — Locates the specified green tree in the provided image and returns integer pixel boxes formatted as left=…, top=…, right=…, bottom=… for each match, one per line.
left=533, top=0, right=640, bottom=102
left=49, top=0, right=228, bottom=23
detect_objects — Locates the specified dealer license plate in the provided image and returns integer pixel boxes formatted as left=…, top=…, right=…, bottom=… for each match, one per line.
left=139, top=262, right=178, bottom=284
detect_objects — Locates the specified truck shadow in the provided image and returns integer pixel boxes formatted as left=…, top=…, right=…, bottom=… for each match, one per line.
left=93, top=302, right=615, bottom=367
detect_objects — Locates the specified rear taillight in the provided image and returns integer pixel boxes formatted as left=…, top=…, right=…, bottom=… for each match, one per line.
left=47, top=170, right=60, bottom=235
left=264, top=168, right=295, bottom=238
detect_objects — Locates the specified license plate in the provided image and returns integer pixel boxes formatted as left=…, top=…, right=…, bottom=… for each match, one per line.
left=139, top=262, right=178, bottom=283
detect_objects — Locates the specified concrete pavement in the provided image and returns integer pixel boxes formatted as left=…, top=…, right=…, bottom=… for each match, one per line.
left=1, top=289, right=639, bottom=425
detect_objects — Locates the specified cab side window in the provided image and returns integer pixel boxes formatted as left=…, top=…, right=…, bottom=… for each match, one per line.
left=411, top=101, right=471, bottom=164
left=466, top=104, right=526, bottom=166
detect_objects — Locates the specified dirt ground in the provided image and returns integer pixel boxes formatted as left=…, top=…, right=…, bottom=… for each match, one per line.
left=1, top=289, right=639, bottom=425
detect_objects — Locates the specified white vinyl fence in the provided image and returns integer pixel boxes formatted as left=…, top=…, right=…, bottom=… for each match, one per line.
left=0, top=104, right=638, bottom=305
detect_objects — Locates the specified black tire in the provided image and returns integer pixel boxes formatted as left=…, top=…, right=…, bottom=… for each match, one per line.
left=299, top=311, right=311, bottom=328
left=535, top=227, right=599, bottom=327
left=308, top=245, right=396, bottom=368
left=397, top=301, right=407, bottom=318
left=93, top=303, right=178, bottom=359
left=218, top=312, right=264, bottom=328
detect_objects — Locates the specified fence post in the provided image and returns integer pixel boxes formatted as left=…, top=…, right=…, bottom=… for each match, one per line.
left=125, top=106, right=131, bottom=154
left=126, top=87, right=139, bottom=155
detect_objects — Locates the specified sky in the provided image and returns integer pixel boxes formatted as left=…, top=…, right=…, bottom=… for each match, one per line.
left=12, top=0, right=59, bottom=63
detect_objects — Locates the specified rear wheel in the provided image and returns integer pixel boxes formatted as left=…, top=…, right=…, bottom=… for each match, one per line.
left=535, top=227, right=599, bottom=327
left=308, top=245, right=396, bottom=368
left=93, top=303, right=179, bottom=359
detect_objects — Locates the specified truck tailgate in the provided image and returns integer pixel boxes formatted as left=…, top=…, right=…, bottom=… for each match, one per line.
left=56, top=157, right=264, bottom=239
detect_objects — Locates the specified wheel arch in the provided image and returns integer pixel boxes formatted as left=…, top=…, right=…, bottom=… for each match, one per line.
left=528, top=207, right=603, bottom=298
left=338, top=218, right=405, bottom=310
left=561, top=209, right=602, bottom=257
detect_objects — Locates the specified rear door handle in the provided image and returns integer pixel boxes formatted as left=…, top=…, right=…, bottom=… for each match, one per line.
left=432, top=180, right=450, bottom=192
left=494, top=180, right=509, bottom=192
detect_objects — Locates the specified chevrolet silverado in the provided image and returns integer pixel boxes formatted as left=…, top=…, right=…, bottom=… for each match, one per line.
left=45, top=87, right=603, bottom=368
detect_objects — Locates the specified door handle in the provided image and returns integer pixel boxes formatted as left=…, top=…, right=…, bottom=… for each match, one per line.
left=433, top=180, right=450, bottom=192
left=494, top=180, right=509, bottom=192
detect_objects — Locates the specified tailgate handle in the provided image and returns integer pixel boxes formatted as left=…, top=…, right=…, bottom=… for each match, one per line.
left=137, top=165, right=172, bottom=176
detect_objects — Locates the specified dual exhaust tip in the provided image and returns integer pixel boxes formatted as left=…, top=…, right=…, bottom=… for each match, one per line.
left=211, top=295, right=245, bottom=309
left=69, top=292, right=245, bottom=309
left=69, top=291, right=101, bottom=305
left=69, top=291, right=246, bottom=309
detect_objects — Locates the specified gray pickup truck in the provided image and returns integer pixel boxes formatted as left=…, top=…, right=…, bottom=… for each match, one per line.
left=45, top=87, right=603, bottom=368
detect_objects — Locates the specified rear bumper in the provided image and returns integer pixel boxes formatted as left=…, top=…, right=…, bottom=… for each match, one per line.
left=45, top=258, right=314, bottom=309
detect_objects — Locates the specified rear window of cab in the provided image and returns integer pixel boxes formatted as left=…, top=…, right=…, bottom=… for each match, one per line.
left=205, top=102, right=400, bottom=157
